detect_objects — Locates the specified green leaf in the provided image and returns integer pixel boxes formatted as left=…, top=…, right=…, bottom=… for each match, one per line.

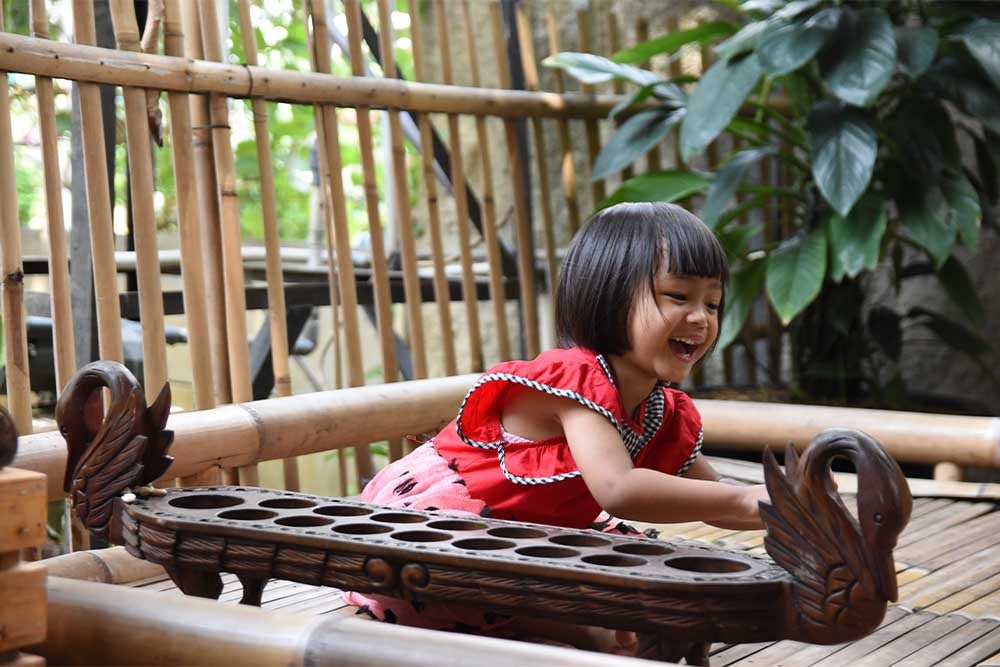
left=899, top=186, right=957, bottom=268
left=973, top=129, right=1000, bottom=204
left=599, top=170, right=711, bottom=209
left=766, top=228, right=828, bottom=325
left=715, top=20, right=771, bottom=62
left=702, top=147, right=775, bottom=229
left=867, top=307, right=902, bottom=362
left=542, top=52, right=661, bottom=87
left=717, top=259, right=766, bottom=350
left=937, top=256, right=986, bottom=327
left=941, top=168, right=982, bottom=249
left=822, top=8, right=896, bottom=107
left=776, top=71, right=814, bottom=116
left=592, top=108, right=685, bottom=181
left=807, top=100, right=877, bottom=216
left=908, top=306, right=991, bottom=357
left=889, top=98, right=958, bottom=186
left=613, top=22, right=738, bottom=64
left=922, top=57, right=1000, bottom=134
left=827, top=192, right=887, bottom=280
left=680, top=53, right=763, bottom=162
left=894, top=26, right=938, bottom=79
left=953, top=19, right=1000, bottom=92
left=609, top=83, right=657, bottom=119
left=717, top=222, right=763, bottom=258
left=758, top=9, right=841, bottom=77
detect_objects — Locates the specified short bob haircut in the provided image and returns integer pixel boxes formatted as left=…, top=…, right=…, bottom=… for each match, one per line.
left=555, top=202, right=729, bottom=356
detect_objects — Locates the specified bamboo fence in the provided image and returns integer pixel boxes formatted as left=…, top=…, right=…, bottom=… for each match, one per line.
left=0, top=0, right=977, bottom=498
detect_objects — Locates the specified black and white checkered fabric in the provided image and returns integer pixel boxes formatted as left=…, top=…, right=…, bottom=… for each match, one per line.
left=455, top=354, right=692, bottom=486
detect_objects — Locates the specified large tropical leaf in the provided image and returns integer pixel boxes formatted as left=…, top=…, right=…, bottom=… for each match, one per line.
left=827, top=193, right=887, bottom=281
left=702, top=147, right=775, bottom=229
left=766, top=228, right=828, bottom=325
left=717, top=259, right=766, bottom=350
left=941, top=168, right=982, bottom=250
left=821, top=8, right=897, bottom=107
left=899, top=186, right=956, bottom=268
left=953, top=19, right=1000, bottom=92
left=895, top=26, right=938, bottom=79
left=592, top=108, right=685, bottom=181
left=937, top=256, right=986, bottom=327
left=715, top=20, right=771, bottom=62
left=758, top=8, right=841, bottom=77
left=921, top=57, right=1000, bottom=134
left=889, top=98, right=959, bottom=187
left=599, top=170, right=710, bottom=209
left=680, top=53, right=763, bottom=163
left=717, top=222, right=763, bottom=258
left=613, top=22, right=737, bottom=64
left=542, top=52, right=661, bottom=87
left=807, top=100, right=877, bottom=216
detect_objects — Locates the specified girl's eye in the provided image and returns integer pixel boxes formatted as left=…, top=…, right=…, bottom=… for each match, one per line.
left=664, top=292, right=686, bottom=301
left=707, top=303, right=720, bottom=312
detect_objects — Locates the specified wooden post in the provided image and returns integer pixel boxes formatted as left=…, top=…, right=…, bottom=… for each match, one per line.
left=180, top=1, right=232, bottom=419
left=544, top=9, right=581, bottom=235
left=516, top=4, right=558, bottom=331
left=235, top=0, right=298, bottom=491
left=461, top=0, right=511, bottom=362
left=71, top=0, right=125, bottom=369
left=491, top=3, right=539, bottom=359
left=306, top=0, right=373, bottom=482
left=196, top=0, right=258, bottom=486
left=576, top=8, right=605, bottom=210
left=108, top=0, right=169, bottom=395
left=406, top=0, right=457, bottom=376
left=434, top=0, right=484, bottom=372
left=0, top=410, right=47, bottom=666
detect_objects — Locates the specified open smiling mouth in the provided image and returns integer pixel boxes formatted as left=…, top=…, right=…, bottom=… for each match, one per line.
left=668, top=337, right=700, bottom=361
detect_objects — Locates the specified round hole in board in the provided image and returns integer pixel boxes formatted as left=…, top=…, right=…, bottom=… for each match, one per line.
left=169, top=494, right=244, bottom=510
left=452, top=538, right=516, bottom=551
left=217, top=509, right=277, bottom=521
left=314, top=505, right=373, bottom=517
left=549, top=534, right=611, bottom=548
left=663, top=556, right=752, bottom=573
left=488, top=526, right=547, bottom=539
left=260, top=498, right=317, bottom=509
left=515, top=545, right=579, bottom=559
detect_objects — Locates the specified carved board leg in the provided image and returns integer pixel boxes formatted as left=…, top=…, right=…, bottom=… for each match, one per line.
left=237, top=574, right=268, bottom=606
left=164, top=565, right=223, bottom=600
left=638, top=633, right=710, bottom=665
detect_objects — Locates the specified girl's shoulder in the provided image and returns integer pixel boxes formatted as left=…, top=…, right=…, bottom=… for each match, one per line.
left=481, top=347, right=619, bottom=405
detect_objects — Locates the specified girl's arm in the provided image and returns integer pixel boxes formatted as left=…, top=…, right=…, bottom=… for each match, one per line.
left=554, top=397, right=767, bottom=530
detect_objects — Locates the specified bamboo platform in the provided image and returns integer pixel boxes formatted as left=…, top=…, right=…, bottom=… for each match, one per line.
left=105, top=456, right=1000, bottom=666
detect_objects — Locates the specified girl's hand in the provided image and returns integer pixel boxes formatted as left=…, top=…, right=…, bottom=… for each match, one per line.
left=737, top=484, right=769, bottom=529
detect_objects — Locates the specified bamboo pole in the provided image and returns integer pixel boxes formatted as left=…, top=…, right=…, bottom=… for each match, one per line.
left=515, top=3, right=558, bottom=331
left=71, top=0, right=124, bottom=367
left=434, top=0, right=483, bottom=372
left=0, top=31, right=639, bottom=119
left=236, top=0, right=298, bottom=492
left=15, top=384, right=1000, bottom=502
left=544, top=9, right=581, bottom=235
left=490, top=3, right=539, bottom=359
left=461, top=0, right=510, bottom=362
left=162, top=0, right=213, bottom=414
left=181, top=2, right=231, bottom=418
left=575, top=8, right=605, bottom=210
left=39, top=577, right=642, bottom=667
left=406, top=0, right=456, bottom=377
left=108, top=0, right=169, bottom=395
left=306, top=0, right=372, bottom=483
left=196, top=0, right=258, bottom=487
left=0, top=4, right=31, bottom=435
left=643, top=16, right=664, bottom=172
left=607, top=13, right=632, bottom=183
left=377, top=0, right=427, bottom=382
left=342, top=0, right=398, bottom=390
left=44, top=546, right=165, bottom=584
left=29, top=0, right=76, bottom=395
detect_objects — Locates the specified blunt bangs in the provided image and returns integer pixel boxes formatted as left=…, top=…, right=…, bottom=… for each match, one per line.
left=555, top=202, right=729, bottom=356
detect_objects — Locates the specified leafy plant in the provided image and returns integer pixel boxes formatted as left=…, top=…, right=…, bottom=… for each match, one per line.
left=546, top=0, right=1000, bottom=402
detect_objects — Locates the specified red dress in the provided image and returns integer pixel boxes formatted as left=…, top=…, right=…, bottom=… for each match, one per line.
left=343, top=347, right=704, bottom=628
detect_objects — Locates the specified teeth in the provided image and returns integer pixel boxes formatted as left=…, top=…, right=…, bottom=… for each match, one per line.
left=672, top=337, right=699, bottom=346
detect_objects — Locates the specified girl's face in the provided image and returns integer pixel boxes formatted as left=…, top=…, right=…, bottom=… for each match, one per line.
left=618, top=269, right=723, bottom=385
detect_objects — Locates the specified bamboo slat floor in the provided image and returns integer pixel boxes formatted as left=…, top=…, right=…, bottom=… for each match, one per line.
left=124, top=457, right=1000, bottom=666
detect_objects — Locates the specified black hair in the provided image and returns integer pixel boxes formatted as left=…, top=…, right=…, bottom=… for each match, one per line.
left=555, top=202, right=729, bottom=356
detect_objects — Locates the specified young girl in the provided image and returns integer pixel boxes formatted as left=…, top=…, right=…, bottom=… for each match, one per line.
left=344, top=202, right=769, bottom=653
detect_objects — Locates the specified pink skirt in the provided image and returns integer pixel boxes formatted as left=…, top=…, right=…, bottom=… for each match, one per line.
left=342, top=441, right=654, bottom=632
